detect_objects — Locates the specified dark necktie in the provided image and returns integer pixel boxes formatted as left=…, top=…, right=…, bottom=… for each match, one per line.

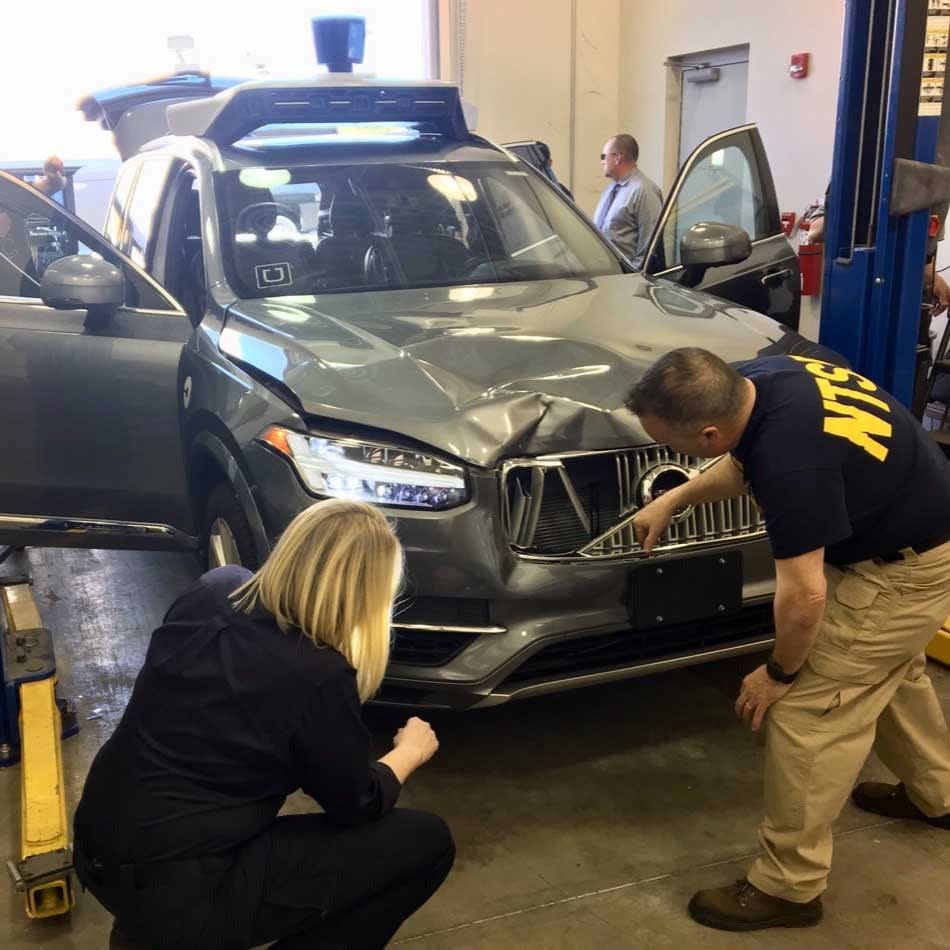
left=597, top=182, right=622, bottom=230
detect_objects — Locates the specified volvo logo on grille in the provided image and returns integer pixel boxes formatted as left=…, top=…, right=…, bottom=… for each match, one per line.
left=636, top=462, right=694, bottom=522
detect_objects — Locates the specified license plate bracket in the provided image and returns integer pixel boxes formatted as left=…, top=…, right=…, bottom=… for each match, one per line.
left=629, top=551, right=743, bottom=629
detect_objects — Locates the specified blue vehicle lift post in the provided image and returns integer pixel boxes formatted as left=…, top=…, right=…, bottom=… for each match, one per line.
left=822, top=1, right=950, bottom=661
left=820, top=0, right=950, bottom=412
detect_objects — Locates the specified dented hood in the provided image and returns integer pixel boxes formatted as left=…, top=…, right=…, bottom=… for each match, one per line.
left=221, top=274, right=812, bottom=468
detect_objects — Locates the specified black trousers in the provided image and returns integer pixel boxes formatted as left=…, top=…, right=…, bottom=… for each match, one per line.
left=77, top=809, right=455, bottom=949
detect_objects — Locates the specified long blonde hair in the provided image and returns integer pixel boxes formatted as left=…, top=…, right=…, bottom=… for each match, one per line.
left=231, top=499, right=402, bottom=702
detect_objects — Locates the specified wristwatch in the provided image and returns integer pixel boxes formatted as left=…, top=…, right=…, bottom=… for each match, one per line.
left=766, top=655, right=800, bottom=684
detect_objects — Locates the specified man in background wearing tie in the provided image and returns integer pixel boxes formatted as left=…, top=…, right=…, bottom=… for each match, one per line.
left=593, top=134, right=662, bottom=270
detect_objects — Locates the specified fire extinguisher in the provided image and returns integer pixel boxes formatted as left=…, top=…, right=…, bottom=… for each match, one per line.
left=799, top=242, right=823, bottom=296
left=797, top=204, right=823, bottom=297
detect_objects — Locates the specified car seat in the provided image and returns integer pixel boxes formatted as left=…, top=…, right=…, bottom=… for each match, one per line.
left=173, top=184, right=206, bottom=320
left=385, top=198, right=470, bottom=285
left=310, top=191, right=379, bottom=290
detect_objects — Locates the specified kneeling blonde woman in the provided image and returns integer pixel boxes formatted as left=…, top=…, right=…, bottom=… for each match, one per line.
left=75, top=499, right=454, bottom=949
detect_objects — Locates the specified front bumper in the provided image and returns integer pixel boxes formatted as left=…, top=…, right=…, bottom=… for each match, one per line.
left=246, top=442, right=777, bottom=709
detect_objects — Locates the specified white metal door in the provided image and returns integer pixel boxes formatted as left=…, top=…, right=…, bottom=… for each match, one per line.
left=677, top=48, right=749, bottom=166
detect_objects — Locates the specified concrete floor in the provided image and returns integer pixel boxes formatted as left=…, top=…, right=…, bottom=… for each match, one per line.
left=1, top=548, right=949, bottom=950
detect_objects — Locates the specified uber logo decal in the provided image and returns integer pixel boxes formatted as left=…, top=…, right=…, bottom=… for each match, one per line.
left=255, top=262, right=293, bottom=289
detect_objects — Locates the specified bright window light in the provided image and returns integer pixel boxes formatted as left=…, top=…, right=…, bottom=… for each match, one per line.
left=428, top=174, right=478, bottom=203
left=0, top=1, right=436, bottom=161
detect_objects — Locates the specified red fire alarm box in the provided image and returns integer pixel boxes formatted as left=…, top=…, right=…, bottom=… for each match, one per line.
left=790, top=52, right=809, bottom=80
left=780, top=211, right=797, bottom=237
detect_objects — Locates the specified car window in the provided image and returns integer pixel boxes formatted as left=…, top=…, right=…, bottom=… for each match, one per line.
left=161, top=169, right=207, bottom=321
left=104, top=161, right=137, bottom=249
left=652, top=138, right=772, bottom=272
left=482, top=173, right=581, bottom=271
left=504, top=144, right=543, bottom=170
left=216, top=161, right=620, bottom=298
left=0, top=173, right=174, bottom=310
left=123, top=157, right=174, bottom=268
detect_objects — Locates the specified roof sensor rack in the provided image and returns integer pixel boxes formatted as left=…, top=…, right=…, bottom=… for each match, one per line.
left=166, top=80, right=471, bottom=146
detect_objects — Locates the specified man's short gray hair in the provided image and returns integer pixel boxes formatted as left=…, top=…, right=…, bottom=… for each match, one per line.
left=611, top=134, right=639, bottom=163
left=624, top=348, right=746, bottom=426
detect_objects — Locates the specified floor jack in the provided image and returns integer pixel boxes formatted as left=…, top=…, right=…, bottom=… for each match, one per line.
left=0, top=545, right=78, bottom=918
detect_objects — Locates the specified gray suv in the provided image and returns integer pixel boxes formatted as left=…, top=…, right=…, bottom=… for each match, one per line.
left=0, top=75, right=833, bottom=708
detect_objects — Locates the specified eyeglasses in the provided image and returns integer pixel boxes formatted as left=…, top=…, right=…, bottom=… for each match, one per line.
left=600, top=152, right=620, bottom=160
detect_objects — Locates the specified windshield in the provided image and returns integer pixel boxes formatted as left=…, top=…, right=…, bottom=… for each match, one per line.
left=216, top=162, right=622, bottom=298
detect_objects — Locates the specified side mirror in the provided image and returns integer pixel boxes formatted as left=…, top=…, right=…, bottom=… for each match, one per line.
left=40, top=255, right=124, bottom=316
left=679, top=222, right=752, bottom=287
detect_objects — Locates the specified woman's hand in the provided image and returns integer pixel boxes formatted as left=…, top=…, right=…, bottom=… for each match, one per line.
left=380, top=717, right=439, bottom=783
left=394, top=717, right=440, bottom=767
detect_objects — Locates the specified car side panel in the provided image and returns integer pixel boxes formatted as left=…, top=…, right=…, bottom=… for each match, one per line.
left=0, top=301, right=194, bottom=532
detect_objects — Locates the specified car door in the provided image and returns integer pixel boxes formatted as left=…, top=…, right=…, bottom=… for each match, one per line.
left=0, top=170, right=195, bottom=550
left=502, top=140, right=574, bottom=200
left=643, top=125, right=801, bottom=330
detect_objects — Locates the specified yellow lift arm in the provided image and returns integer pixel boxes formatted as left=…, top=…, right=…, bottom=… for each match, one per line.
left=927, top=617, right=950, bottom=667
left=1, top=582, right=74, bottom=918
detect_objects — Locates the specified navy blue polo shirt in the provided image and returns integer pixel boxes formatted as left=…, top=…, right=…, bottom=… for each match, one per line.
left=732, top=355, right=950, bottom=565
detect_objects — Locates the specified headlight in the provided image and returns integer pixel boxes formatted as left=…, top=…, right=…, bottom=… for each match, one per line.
left=260, top=426, right=468, bottom=510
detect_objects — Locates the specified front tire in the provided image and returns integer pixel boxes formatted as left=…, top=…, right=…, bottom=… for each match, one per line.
left=203, top=482, right=260, bottom=570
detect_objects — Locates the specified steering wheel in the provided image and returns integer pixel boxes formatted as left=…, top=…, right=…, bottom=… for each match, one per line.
left=236, top=202, right=300, bottom=237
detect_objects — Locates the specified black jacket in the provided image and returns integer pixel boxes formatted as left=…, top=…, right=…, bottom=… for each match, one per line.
left=74, top=566, right=400, bottom=865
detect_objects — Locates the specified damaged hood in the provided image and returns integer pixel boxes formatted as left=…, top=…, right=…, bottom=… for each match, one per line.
left=221, top=275, right=811, bottom=468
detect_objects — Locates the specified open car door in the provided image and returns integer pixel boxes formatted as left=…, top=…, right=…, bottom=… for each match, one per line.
left=643, top=125, right=800, bottom=330
left=501, top=140, right=574, bottom=201
left=0, top=171, right=195, bottom=551
left=78, top=71, right=244, bottom=159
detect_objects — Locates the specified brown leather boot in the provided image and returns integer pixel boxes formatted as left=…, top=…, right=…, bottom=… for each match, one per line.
left=852, top=782, right=950, bottom=828
left=688, top=880, right=823, bottom=932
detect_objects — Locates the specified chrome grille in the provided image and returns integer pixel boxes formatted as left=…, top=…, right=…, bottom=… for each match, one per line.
left=501, top=446, right=766, bottom=561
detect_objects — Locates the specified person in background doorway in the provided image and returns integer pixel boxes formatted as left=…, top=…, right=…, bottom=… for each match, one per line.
left=73, top=499, right=455, bottom=950
left=536, top=141, right=574, bottom=201
left=593, top=134, right=662, bottom=269
left=807, top=196, right=950, bottom=316
left=32, top=155, right=66, bottom=198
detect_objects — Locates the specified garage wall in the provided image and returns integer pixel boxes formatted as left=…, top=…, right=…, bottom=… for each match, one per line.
left=618, top=0, right=846, bottom=222
left=440, top=0, right=622, bottom=215
left=443, top=0, right=845, bottom=232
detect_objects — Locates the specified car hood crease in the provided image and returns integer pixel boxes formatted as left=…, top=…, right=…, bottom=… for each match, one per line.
left=222, top=274, right=807, bottom=468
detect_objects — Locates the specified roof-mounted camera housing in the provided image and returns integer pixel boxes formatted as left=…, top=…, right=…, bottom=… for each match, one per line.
left=312, top=16, right=366, bottom=74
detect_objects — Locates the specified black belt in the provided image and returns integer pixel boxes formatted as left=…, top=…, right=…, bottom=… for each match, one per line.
left=880, top=533, right=950, bottom=562
left=75, top=844, right=167, bottom=891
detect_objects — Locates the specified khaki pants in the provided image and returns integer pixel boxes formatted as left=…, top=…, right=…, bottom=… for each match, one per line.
left=746, top=543, right=950, bottom=903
